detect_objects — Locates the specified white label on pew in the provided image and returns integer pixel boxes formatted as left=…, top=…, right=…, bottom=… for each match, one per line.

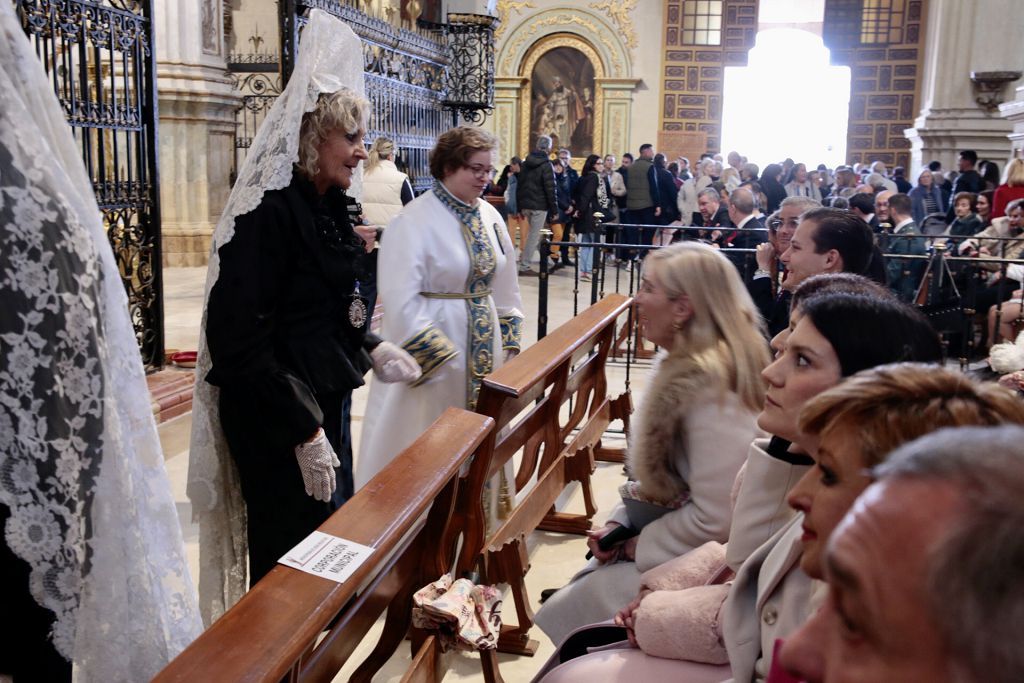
left=278, top=531, right=373, bottom=584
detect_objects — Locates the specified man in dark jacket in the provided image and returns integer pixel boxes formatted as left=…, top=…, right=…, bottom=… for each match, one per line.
left=880, top=193, right=926, bottom=303
left=516, top=134, right=558, bottom=275
left=550, top=159, right=575, bottom=268
left=949, top=150, right=985, bottom=212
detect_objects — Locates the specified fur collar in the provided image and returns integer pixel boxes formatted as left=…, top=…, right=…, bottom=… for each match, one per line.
left=628, top=351, right=726, bottom=504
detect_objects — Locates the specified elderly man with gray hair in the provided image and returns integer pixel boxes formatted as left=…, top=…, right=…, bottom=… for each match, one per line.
left=720, top=186, right=767, bottom=279
left=516, top=134, right=558, bottom=275
left=779, top=424, right=1024, bottom=683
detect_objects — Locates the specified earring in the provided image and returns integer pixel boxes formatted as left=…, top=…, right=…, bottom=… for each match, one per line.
left=672, top=321, right=684, bottom=330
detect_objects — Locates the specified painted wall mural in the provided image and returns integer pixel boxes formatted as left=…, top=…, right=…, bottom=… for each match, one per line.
left=529, top=46, right=595, bottom=156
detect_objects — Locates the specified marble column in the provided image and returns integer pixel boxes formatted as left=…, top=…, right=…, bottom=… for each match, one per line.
left=1000, top=86, right=1024, bottom=158
left=155, top=0, right=240, bottom=267
left=904, top=0, right=1024, bottom=174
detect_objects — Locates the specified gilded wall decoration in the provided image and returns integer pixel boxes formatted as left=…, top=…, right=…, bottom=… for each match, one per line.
left=589, top=0, right=637, bottom=50
left=498, top=10, right=628, bottom=78
left=495, top=0, right=536, bottom=40
left=495, top=9, right=638, bottom=158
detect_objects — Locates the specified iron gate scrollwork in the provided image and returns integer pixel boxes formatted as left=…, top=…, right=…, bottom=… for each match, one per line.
left=278, top=0, right=449, bottom=194
left=14, top=0, right=164, bottom=370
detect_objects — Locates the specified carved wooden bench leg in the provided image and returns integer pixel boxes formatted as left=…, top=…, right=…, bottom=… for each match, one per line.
left=350, top=582, right=417, bottom=683
left=479, top=648, right=506, bottom=683
left=594, top=392, right=633, bottom=463
left=489, top=536, right=540, bottom=656
left=537, top=451, right=597, bottom=535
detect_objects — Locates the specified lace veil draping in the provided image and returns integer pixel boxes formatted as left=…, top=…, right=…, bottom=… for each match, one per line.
left=0, top=5, right=202, bottom=680
left=186, top=9, right=367, bottom=623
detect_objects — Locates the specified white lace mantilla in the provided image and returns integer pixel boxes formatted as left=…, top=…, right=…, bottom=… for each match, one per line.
left=186, top=9, right=368, bottom=623
left=0, top=5, right=202, bottom=680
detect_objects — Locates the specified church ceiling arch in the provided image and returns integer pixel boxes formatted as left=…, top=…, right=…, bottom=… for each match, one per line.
left=496, top=7, right=631, bottom=79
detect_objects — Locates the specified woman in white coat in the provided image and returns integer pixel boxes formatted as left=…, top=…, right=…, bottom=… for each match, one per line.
left=356, top=127, right=524, bottom=487
left=534, top=242, right=770, bottom=645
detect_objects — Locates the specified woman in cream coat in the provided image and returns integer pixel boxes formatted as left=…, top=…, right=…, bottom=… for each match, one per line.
left=534, top=242, right=770, bottom=645
left=361, top=136, right=413, bottom=226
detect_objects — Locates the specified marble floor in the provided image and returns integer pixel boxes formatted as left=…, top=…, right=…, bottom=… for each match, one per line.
left=159, top=261, right=653, bottom=682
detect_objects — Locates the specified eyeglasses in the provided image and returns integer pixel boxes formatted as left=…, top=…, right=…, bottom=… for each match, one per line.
left=464, top=164, right=495, bottom=179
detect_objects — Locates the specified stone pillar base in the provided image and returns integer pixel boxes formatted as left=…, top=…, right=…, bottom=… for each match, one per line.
left=163, top=227, right=214, bottom=267
left=158, top=62, right=239, bottom=267
left=905, top=107, right=1015, bottom=172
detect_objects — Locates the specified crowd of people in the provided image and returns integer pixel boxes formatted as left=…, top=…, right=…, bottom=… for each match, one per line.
left=493, top=142, right=1024, bottom=348
left=5, top=6, right=1024, bottom=681
left=482, top=146, right=1024, bottom=683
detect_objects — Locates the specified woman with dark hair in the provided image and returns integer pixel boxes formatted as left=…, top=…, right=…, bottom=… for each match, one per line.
left=573, top=154, right=613, bottom=280
left=783, top=163, right=821, bottom=202
left=760, top=163, right=788, bottom=213
left=976, top=189, right=995, bottom=229
left=948, top=191, right=982, bottom=240
left=979, top=159, right=1001, bottom=191
left=535, top=281, right=943, bottom=681
left=652, top=153, right=681, bottom=226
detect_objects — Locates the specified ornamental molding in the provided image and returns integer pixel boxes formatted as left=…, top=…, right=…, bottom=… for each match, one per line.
left=589, top=0, right=637, bottom=50
left=495, top=7, right=630, bottom=79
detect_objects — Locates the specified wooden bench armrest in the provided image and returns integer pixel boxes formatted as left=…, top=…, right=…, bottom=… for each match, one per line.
left=155, top=407, right=493, bottom=683
left=482, top=293, right=630, bottom=399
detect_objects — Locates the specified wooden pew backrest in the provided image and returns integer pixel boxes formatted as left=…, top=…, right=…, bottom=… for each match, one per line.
left=155, top=407, right=494, bottom=683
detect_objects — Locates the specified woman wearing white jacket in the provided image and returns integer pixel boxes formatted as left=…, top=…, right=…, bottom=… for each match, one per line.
left=361, top=136, right=413, bottom=226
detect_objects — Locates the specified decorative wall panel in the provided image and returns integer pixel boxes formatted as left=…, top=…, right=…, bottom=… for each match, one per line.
left=824, top=0, right=926, bottom=168
left=660, top=0, right=757, bottom=153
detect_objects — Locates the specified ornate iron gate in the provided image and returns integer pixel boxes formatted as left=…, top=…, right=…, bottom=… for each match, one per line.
left=278, top=0, right=449, bottom=193
left=14, top=0, right=164, bottom=369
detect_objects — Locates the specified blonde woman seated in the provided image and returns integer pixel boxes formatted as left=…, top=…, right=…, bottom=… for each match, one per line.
left=534, top=242, right=770, bottom=645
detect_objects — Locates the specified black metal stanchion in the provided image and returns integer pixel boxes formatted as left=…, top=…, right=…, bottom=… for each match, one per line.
left=538, top=230, right=552, bottom=340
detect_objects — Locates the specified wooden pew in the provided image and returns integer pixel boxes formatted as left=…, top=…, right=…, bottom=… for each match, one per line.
left=460, top=294, right=633, bottom=662
left=154, top=407, right=494, bottom=683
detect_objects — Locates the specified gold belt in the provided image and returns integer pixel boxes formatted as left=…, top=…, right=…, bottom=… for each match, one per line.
left=420, top=290, right=492, bottom=299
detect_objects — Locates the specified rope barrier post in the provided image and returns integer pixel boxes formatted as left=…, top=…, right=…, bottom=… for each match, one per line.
left=538, top=229, right=552, bottom=340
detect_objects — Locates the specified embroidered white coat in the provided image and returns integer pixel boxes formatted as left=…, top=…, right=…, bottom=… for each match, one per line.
left=356, top=190, right=523, bottom=488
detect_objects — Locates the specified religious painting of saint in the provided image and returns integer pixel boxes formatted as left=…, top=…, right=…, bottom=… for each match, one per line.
left=529, top=47, right=595, bottom=158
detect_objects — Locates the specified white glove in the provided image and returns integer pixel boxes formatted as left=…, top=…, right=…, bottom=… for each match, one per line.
left=371, top=341, right=422, bottom=383
left=294, top=429, right=339, bottom=502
